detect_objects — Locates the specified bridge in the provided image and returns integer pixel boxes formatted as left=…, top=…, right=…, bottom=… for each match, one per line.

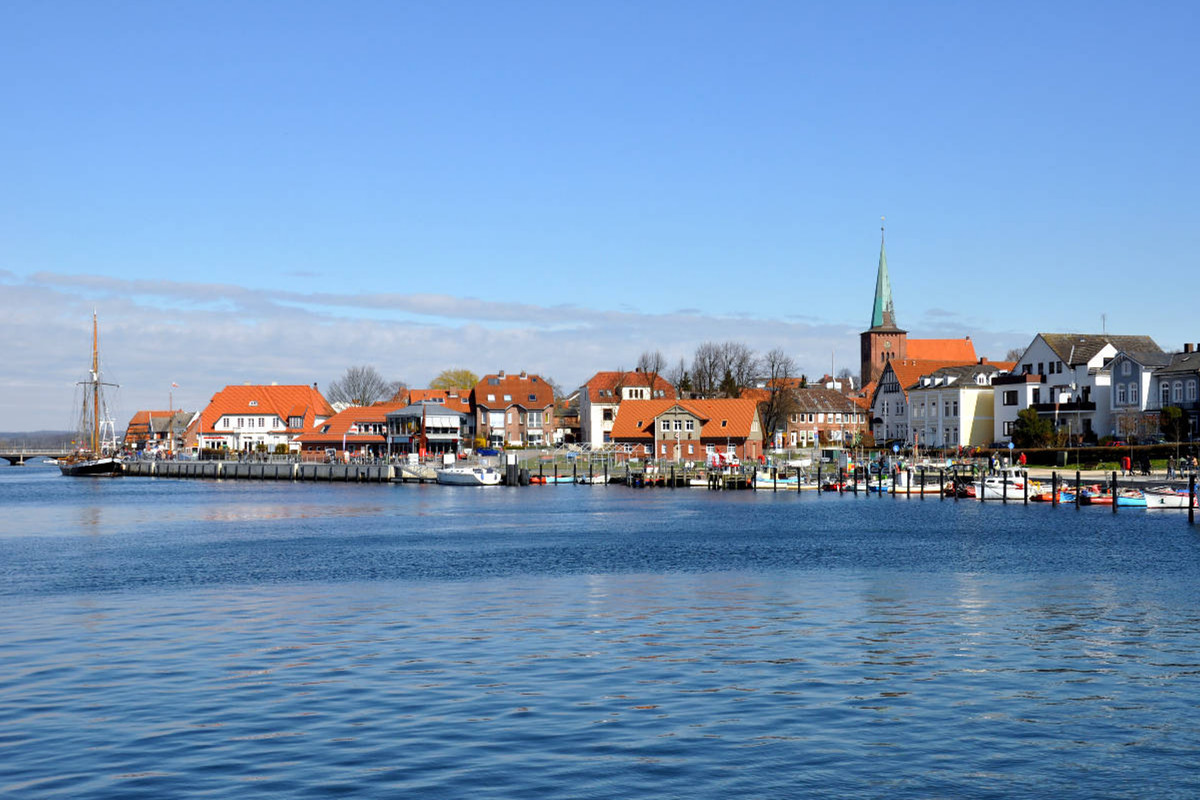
left=0, top=448, right=74, bottom=465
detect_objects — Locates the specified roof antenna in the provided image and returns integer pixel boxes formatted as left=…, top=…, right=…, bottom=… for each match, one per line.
left=1101, top=313, right=1107, bottom=334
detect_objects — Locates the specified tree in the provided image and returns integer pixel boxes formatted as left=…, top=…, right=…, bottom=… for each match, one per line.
left=430, top=369, right=479, bottom=392
left=636, top=350, right=666, bottom=397
left=387, top=381, right=409, bottom=403
left=756, top=348, right=800, bottom=448
left=666, top=357, right=691, bottom=398
left=1161, top=406, right=1188, bottom=442
left=327, top=365, right=392, bottom=407
left=1004, top=348, right=1025, bottom=363
left=689, top=341, right=757, bottom=398
left=1011, top=407, right=1053, bottom=447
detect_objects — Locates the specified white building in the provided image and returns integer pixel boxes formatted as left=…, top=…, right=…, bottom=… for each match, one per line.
left=995, top=333, right=1162, bottom=444
left=907, top=363, right=1008, bottom=450
left=578, top=370, right=675, bottom=448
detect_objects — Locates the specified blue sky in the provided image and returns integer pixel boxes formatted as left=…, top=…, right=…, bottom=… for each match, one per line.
left=2, top=1, right=1198, bottom=430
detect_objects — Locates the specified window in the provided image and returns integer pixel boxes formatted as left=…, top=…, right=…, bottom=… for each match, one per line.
left=1189, top=381, right=1198, bottom=402
left=1162, top=383, right=1171, bottom=406
left=487, top=394, right=495, bottom=402
left=687, top=444, right=694, bottom=455
left=661, top=443, right=667, bottom=455
left=1003, top=390, right=1018, bottom=406
left=661, top=420, right=671, bottom=431
left=527, top=411, right=543, bottom=428
left=258, top=417, right=264, bottom=427
left=603, top=409, right=613, bottom=421
left=1037, top=362, right=1044, bottom=375
left=529, top=394, right=537, bottom=402
left=1122, top=361, right=1132, bottom=376
left=503, top=394, right=512, bottom=402
left=249, top=400, right=258, bottom=407
left=673, top=420, right=682, bottom=431
left=1032, top=388, right=1040, bottom=404
left=685, top=420, right=695, bottom=432
left=944, top=402, right=950, bottom=417
left=1116, top=384, right=1126, bottom=404
left=507, top=411, right=513, bottom=423
left=1003, top=421, right=1015, bottom=435
left=1130, top=383, right=1139, bottom=405
left=237, top=418, right=244, bottom=427
left=720, top=420, right=728, bottom=428
left=1174, top=382, right=1184, bottom=402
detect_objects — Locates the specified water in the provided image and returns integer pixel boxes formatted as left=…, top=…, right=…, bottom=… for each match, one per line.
left=2, top=464, right=1199, bottom=798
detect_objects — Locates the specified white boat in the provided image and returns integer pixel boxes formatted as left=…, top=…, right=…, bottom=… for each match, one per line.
left=973, top=467, right=1028, bottom=500
left=1143, top=486, right=1198, bottom=509
left=435, top=465, right=502, bottom=486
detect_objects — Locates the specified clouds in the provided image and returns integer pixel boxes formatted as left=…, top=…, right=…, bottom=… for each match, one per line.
left=3, top=271, right=890, bottom=431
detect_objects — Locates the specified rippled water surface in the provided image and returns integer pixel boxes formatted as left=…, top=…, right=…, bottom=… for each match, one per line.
left=2, top=465, right=1200, bottom=798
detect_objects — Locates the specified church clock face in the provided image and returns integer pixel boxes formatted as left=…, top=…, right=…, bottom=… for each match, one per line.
left=883, top=340, right=892, bottom=350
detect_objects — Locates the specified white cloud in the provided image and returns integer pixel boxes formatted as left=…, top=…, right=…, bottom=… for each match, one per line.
left=0, top=272, right=1027, bottom=431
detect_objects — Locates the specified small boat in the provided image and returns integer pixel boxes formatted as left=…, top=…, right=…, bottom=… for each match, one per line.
left=973, top=467, right=1028, bottom=500
left=576, top=474, right=609, bottom=484
left=60, top=311, right=122, bottom=478
left=1143, top=486, right=1198, bottom=509
left=754, top=471, right=799, bottom=490
left=435, top=465, right=502, bottom=486
left=530, top=474, right=573, bottom=484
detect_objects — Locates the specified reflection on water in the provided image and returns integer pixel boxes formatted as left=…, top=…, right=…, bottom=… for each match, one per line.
left=1, top=468, right=1199, bottom=798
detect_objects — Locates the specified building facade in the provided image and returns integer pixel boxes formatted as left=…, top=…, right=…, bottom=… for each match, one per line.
left=472, top=371, right=556, bottom=448
left=578, top=370, right=675, bottom=448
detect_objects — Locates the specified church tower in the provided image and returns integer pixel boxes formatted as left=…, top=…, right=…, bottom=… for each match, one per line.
left=860, top=223, right=907, bottom=386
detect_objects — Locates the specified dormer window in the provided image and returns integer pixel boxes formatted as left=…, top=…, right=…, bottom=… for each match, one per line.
left=249, top=400, right=258, bottom=407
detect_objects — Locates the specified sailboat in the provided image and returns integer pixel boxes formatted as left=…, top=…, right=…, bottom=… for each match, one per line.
left=60, top=311, right=122, bottom=477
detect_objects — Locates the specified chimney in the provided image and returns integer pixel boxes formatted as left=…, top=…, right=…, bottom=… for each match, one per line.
left=498, top=370, right=505, bottom=378
left=1186, top=344, right=1195, bottom=354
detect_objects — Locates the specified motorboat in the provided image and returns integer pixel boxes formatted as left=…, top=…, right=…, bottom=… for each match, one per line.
left=973, top=467, right=1028, bottom=500
left=435, top=465, right=502, bottom=486
left=1143, top=486, right=1198, bottom=509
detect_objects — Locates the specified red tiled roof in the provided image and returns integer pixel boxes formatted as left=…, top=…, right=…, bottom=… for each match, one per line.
left=199, top=385, right=334, bottom=434
left=609, top=398, right=761, bottom=441
left=582, top=371, right=676, bottom=403
left=906, top=338, right=977, bottom=362
left=292, top=403, right=405, bottom=443
left=472, top=372, right=555, bottom=409
left=407, top=389, right=472, bottom=414
left=879, top=360, right=975, bottom=402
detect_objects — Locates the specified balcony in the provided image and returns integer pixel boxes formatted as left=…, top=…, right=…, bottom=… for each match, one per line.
left=1032, top=401, right=1095, bottom=414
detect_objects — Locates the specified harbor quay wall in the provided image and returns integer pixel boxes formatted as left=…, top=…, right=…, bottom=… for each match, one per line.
left=122, top=460, right=395, bottom=483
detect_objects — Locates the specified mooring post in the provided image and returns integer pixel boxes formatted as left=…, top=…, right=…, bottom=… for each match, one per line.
left=1112, top=471, right=1119, bottom=514
left=1075, top=470, right=1081, bottom=510
left=1190, top=475, right=1196, bottom=526
left=1052, top=471, right=1058, bottom=507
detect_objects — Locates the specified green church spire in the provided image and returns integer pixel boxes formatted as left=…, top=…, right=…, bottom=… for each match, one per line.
left=870, top=220, right=896, bottom=330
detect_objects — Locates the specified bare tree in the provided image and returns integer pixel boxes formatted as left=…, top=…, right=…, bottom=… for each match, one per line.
left=690, top=342, right=723, bottom=397
left=722, top=342, right=758, bottom=393
left=327, top=365, right=392, bottom=406
left=636, top=350, right=666, bottom=398
left=1004, top=348, right=1025, bottom=363
left=665, top=357, right=691, bottom=398
left=757, top=348, right=799, bottom=446
left=387, top=381, right=409, bottom=403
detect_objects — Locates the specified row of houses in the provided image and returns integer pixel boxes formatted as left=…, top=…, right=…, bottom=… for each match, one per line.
left=122, top=236, right=1198, bottom=459
left=867, top=334, right=1200, bottom=449
left=123, top=370, right=778, bottom=463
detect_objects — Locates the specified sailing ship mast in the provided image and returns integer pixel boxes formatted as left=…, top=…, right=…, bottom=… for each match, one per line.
left=90, top=311, right=101, bottom=454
